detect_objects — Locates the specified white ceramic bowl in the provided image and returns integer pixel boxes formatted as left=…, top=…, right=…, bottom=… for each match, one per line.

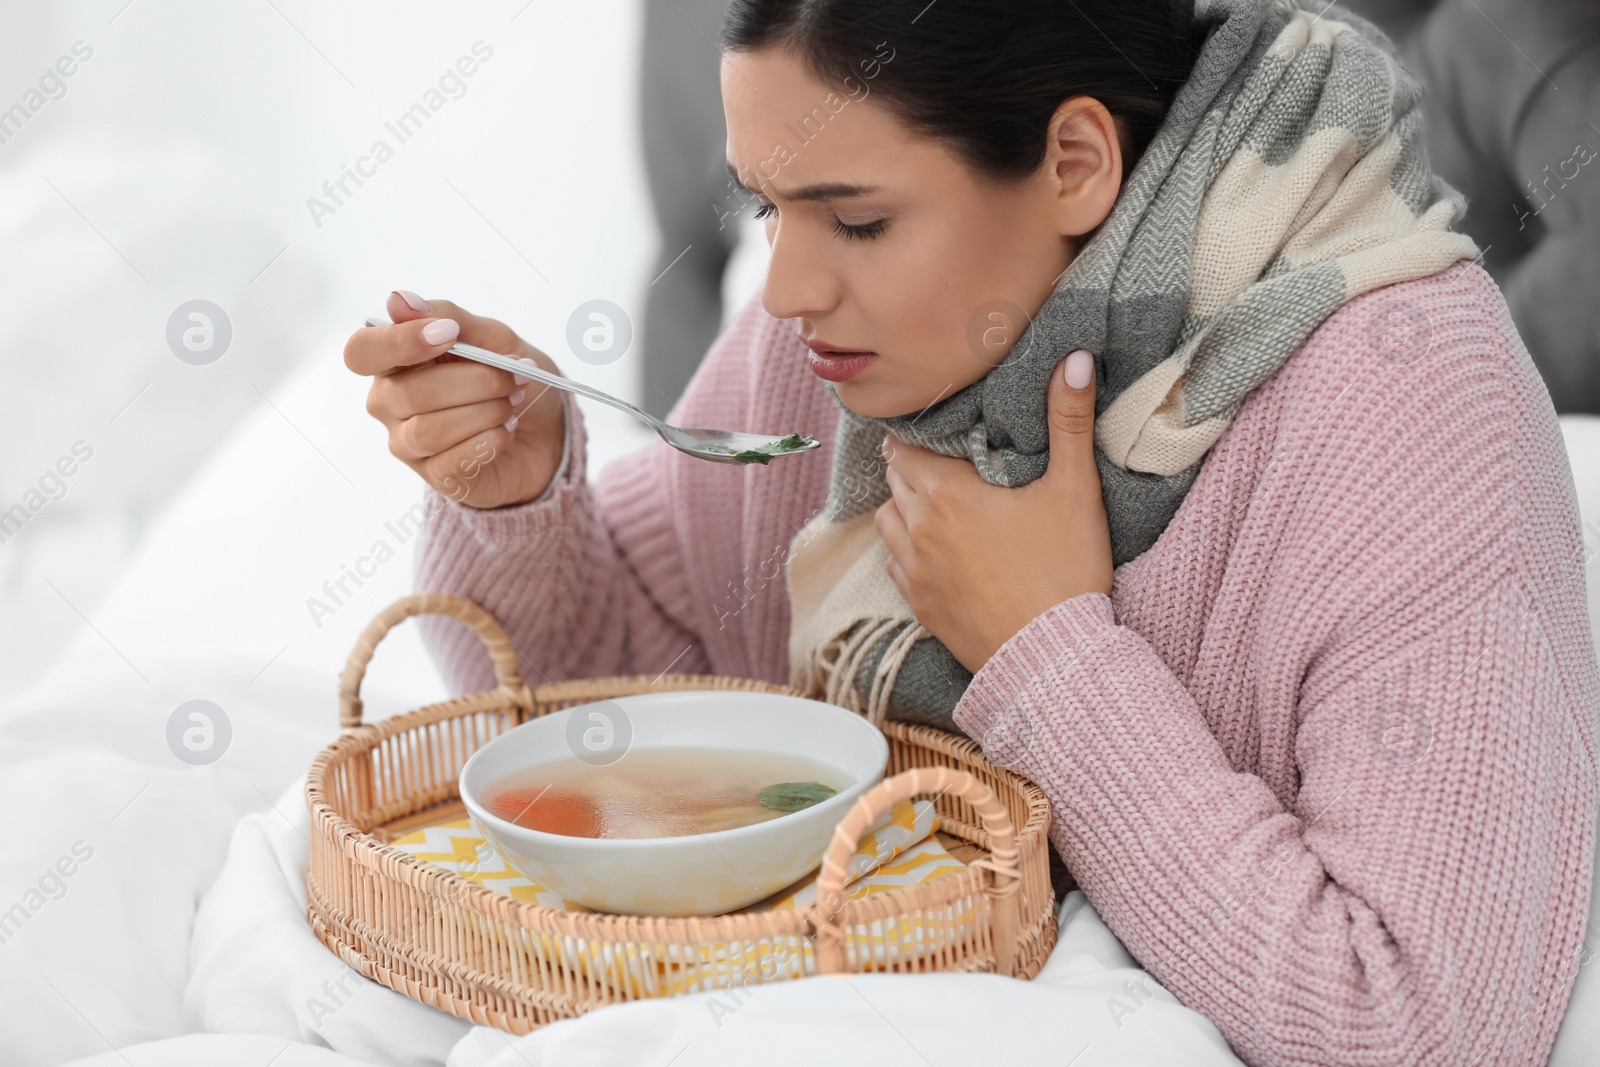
left=459, top=689, right=889, bottom=916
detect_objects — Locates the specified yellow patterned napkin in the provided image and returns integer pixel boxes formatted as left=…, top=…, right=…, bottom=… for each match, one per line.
left=390, top=798, right=968, bottom=997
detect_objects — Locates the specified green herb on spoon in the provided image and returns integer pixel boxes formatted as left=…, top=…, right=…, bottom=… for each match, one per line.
left=718, top=433, right=816, bottom=465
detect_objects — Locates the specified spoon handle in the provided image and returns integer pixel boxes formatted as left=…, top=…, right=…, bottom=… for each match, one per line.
left=363, top=318, right=665, bottom=433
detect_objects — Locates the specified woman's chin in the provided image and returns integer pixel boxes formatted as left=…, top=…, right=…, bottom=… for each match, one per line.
left=834, top=379, right=957, bottom=421
left=833, top=381, right=917, bottom=420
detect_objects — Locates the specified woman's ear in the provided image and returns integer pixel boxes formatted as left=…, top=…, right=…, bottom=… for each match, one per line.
left=1046, top=97, right=1124, bottom=238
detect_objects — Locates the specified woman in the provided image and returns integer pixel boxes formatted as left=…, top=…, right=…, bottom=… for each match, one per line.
left=342, top=1, right=1598, bottom=1063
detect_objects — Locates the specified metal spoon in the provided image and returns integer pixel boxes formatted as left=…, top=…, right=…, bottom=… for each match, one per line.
left=364, top=318, right=819, bottom=465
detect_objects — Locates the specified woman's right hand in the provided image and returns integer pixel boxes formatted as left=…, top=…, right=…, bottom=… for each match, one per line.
left=345, top=290, right=568, bottom=509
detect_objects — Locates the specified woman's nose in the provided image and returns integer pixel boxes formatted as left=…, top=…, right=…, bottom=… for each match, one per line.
left=759, top=220, right=842, bottom=323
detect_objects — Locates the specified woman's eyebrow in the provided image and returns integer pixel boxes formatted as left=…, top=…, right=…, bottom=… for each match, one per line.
left=725, top=160, right=880, bottom=202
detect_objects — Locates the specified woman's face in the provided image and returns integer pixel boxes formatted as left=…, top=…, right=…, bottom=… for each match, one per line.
left=721, top=45, right=1123, bottom=418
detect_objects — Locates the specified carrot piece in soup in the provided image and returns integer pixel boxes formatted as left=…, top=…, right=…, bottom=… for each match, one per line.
left=489, top=788, right=602, bottom=837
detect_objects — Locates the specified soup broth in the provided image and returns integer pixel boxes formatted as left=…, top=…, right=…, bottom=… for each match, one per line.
left=484, top=746, right=848, bottom=839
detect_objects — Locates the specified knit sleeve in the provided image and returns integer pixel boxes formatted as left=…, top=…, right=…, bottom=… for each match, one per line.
left=953, top=277, right=1599, bottom=1065
left=412, top=388, right=709, bottom=696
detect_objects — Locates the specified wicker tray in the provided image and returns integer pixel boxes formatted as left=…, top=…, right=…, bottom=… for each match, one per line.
left=306, top=594, right=1058, bottom=1033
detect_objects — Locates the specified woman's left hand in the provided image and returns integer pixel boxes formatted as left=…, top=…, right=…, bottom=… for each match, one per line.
left=875, top=350, right=1113, bottom=674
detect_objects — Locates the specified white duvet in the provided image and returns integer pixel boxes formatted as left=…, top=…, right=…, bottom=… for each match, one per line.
left=4, top=349, right=1598, bottom=1066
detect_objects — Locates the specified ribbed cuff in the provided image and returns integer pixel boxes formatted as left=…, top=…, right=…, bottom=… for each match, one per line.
left=953, top=592, right=1118, bottom=767
left=426, top=390, right=586, bottom=546
left=529, top=392, right=575, bottom=503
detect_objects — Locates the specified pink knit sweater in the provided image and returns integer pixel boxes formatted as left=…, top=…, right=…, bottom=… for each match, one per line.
left=416, top=260, right=1598, bottom=1066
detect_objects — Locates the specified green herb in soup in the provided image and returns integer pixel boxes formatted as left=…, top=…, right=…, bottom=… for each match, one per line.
left=485, top=747, right=846, bottom=839
left=757, top=781, right=838, bottom=813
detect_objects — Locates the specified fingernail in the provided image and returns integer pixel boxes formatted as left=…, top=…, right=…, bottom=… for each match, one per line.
left=509, top=389, right=526, bottom=407
left=1064, top=349, right=1094, bottom=390
left=503, top=415, right=519, bottom=434
left=394, top=289, right=431, bottom=314
left=421, top=318, right=460, bottom=346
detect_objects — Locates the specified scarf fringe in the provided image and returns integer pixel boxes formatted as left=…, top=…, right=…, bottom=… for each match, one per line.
left=797, top=615, right=931, bottom=727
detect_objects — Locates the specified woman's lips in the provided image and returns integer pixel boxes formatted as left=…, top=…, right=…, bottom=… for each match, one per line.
left=805, top=350, right=878, bottom=382
left=802, top=342, right=878, bottom=382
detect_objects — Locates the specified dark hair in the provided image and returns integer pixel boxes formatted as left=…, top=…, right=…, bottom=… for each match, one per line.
left=720, top=0, right=1201, bottom=182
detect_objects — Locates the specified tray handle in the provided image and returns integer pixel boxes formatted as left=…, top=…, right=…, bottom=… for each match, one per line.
left=811, top=765, right=1022, bottom=977
left=339, top=593, right=528, bottom=730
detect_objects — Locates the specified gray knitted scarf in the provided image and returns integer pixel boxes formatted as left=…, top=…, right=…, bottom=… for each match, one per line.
left=785, top=0, right=1477, bottom=728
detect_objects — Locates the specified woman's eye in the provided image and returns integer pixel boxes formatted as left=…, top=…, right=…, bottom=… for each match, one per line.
left=831, top=216, right=888, bottom=241
left=749, top=200, right=886, bottom=241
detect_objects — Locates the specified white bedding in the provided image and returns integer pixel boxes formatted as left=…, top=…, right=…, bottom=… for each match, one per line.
left=4, top=347, right=1598, bottom=1067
